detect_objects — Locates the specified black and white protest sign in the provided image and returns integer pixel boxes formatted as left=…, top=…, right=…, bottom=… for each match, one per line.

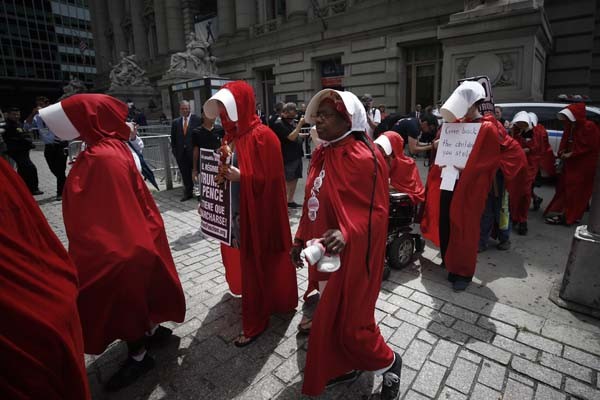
left=198, top=148, right=232, bottom=245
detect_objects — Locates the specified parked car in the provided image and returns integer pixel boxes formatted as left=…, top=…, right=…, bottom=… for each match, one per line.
left=497, top=102, right=600, bottom=155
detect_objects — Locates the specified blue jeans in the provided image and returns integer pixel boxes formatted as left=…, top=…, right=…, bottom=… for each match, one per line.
left=480, top=172, right=510, bottom=247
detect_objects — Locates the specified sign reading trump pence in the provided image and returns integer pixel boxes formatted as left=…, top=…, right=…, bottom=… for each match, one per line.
left=434, top=123, right=481, bottom=191
left=199, top=148, right=232, bottom=245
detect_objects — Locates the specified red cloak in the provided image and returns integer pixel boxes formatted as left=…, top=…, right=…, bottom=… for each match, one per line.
left=510, top=128, right=544, bottom=222
left=297, top=135, right=393, bottom=396
left=421, top=114, right=502, bottom=277
left=57, top=95, right=186, bottom=354
left=536, top=124, right=556, bottom=176
left=492, top=120, right=528, bottom=223
left=0, top=158, right=90, bottom=400
left=381, top=131, right=425, bottom=204
left=544, top=103, right=600, bottom=224
left=217, top=81, right=298, bottom=338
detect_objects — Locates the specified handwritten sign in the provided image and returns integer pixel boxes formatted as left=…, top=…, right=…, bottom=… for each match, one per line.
left=198, top=148, right=232, bottom=245
left=435, top=123, right=481, bottom=191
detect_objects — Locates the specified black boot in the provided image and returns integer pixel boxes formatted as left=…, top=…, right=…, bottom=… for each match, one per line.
left=105, top=353, right=155, bottom=392
left=381, top=352, right=402, bottom=400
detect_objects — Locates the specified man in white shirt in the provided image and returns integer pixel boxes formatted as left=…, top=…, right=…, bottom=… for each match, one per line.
left=361, top=93, right=381, bottom=138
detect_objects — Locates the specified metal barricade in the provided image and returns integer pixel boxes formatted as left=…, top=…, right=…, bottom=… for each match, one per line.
left=139, top=135, right=178, bottom=190
left=137, top=124, right=171, bottom=136
left=67, top=140, right=84, bottom=164
left=66, top=135, right=178, bottom=190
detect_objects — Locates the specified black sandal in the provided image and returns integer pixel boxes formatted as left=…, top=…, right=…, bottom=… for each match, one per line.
left=297, top=318, right=312, bottom=335
left=545, top=215, right=564, bottom=225
left=233, top=331, right=263, bottom=348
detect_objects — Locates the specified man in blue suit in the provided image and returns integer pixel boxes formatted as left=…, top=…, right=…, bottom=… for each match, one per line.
left=171, top=100, right=201, bottom=201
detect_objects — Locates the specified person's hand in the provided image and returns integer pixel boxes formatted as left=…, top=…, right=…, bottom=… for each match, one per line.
left=561, top=152, right=572, bottom=160
left=225, top=165, right=241, bottom=182
left=192, top=169, right=198, bottom=183
left=299, top=117, right=305, bottom=126
left=322, top=229, right=345, bottom=254
left=290, top=243, right=304, bottom=269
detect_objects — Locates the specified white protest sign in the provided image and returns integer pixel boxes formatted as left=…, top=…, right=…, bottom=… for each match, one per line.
left=434, top=122, right=481, bottom=191
left=198, top=148, right=232, bottom=245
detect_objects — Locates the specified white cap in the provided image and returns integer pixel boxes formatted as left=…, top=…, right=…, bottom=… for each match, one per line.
left=527, top=112, right=538, bottom=127
left=511, top=111, right=532, bottom=129
left=557, top=108, right=575, bottom=122
left=440, top=81, right=486, bottom=122
left=203, top=88, right=238, bottom=122
left=38, top=102, right=80, bottom=140
left=374, top=135, right=392, bottom=156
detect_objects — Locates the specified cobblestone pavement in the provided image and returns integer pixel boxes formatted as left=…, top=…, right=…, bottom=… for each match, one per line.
left=29, top=149, right=600, bottom=400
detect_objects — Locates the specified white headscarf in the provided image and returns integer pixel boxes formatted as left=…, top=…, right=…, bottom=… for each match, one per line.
left=440, top=81, right=486, bottom=122
left=305, top=89, right=367, bottom=132
left=527, top=112, right=538, bottom=127
left=511, top=111, right=532, bottom=130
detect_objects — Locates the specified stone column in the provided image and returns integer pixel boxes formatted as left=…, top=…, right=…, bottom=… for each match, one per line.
left=235, top=0, right=255, bottom=35
left=218, top=0, right=236, bottom=37
left=164, top=0, right=185, bottom=51
left=153, top=0, right=169, bottom=55
left=88, top=0, right=111, bottom=71
left=286, top=0, right=307, bottom=22
left=257, top=0, right=267, bottom=23
left=130, top=0, right=149, bottom=60
left=108, top=0, right=127, bottom=56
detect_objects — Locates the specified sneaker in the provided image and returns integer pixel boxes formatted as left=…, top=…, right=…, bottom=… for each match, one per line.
left=287, top=202, right=302, bottom=209
left=517, top=222, right=528, bottom=236
left=381, top=352, right=402, bottom=400
left=497, top=240, right=511, bottom=251
left=325, top=370, right=360, bottom=388
left=105, top=354, right=155, bottom=392
left=145, top=325, right=173, bottom=349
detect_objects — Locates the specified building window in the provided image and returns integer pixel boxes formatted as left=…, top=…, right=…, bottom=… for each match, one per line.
left=257, top=68, right=275, bottom=117
left=320, top=57, right=344, bottom=90
left=405, top=45, right=442, bottom=113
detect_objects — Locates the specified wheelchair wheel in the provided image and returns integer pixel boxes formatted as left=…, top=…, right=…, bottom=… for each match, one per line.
left=387, top=234, right=414, bottom=269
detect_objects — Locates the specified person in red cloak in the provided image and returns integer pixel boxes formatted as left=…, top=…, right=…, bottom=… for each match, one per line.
left=533, top=113, right=557, bottom=178
left=202, top=81, right=298, bottom=347
left=544, top=103, right=600, bottom=225
left=291, top=89, right=402, bottom=399
left=528, top=112, right=549, bottom=209
left=374, top=131, right=425, bottom=204
left=0, top=158, right=90, bottom=400
left=39, top=94, right=186, bottom=391
left=509, top=111, right=544, bottom=235
left=421, top=81, right=502, bottom=291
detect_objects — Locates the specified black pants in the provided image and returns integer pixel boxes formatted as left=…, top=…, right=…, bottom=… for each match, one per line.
left=44, top=142, right=68, bottom=196
left=9, top=150, right=39, bottom=193
left=176, top=152, right=194, bottom=196
left=439, top=189, right=453, bottom=263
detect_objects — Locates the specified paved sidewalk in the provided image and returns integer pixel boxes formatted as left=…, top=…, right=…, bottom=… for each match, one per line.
left=29, top=149, right=600, bottom=400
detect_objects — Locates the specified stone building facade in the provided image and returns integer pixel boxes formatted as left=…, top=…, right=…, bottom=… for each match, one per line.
left=211, top=0, right=599, bottom=116
left=88, top=0, right=599, bottom=117
left=88, top=0, right=215, bottom=90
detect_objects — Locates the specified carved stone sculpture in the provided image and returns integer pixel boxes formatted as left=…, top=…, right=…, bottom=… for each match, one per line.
left=167, top=31, right=217, bottom=76
left=59, top=75, right=87, bottom=100
left=109, top=52, right=151, bottom=90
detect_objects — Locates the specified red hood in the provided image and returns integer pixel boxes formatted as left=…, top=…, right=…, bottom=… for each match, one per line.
left=221, top=81, right=261, bottom=139
left=62, top=94, right=130, bottom=145
left=567, top=103, right=586, bottom=123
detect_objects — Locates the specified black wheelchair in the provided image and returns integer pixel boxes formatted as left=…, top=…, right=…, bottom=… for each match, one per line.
left=382, top=190, right=425, bottom=281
